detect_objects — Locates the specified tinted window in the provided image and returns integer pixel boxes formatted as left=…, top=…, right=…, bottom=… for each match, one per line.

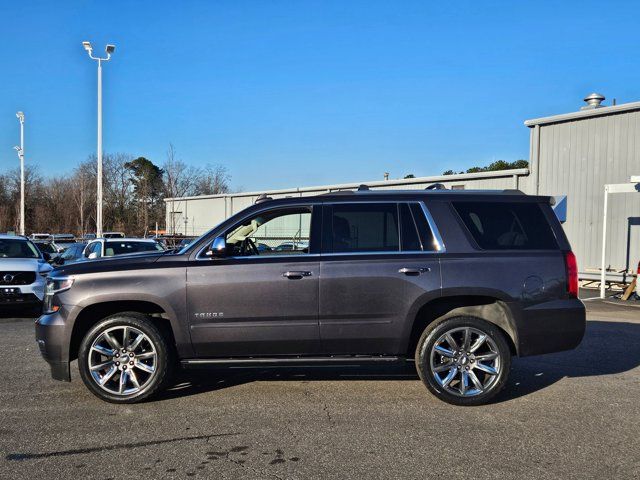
left=400, top=204, right=421, bottom=251
left=409, top=203, right=438, bottom=251
left=330, top=203, right=399, bottom=253
left=452, top=202, right=557, bottom=250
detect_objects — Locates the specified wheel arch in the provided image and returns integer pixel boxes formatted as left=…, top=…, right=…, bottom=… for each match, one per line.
left=403, top=294, right=519, bottom=358
left=69, top=300, right=177, bottom=362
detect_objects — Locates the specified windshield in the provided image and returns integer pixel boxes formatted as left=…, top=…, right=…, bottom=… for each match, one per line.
left=104, top=241, right=165, bottom=256
left=0, top=239, right=41, bottom=259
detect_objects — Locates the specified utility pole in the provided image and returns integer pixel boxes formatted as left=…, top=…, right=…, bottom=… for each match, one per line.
left=14, top=111, right=25, bottom=236
left=82, top=41, right=115, bottom=238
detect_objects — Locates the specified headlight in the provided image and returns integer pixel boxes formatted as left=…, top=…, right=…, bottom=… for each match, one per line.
left=43, top=276, right=74, bottom=314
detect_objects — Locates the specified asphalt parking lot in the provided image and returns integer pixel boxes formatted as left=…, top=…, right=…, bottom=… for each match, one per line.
left=1, top=298, right=639, bottom=480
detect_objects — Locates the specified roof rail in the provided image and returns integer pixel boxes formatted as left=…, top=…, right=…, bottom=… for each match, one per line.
left=254, top=194, right=273, bottom=204
left=320, top=190, right=355, bottom=196
left=425, top=183, right=447, bottom=190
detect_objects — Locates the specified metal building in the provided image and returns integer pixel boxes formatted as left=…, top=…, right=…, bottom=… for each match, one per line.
left=164, top=168, right=529, bottom=236
left=523, top=94, right=640, bottom=274
left=165, top=93, right=639, bottom=274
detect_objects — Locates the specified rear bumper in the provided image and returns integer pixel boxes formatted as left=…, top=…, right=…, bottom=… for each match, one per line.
left=514, top=298, right=586, bottom=357
left=35, top=311, right=71, bottom=381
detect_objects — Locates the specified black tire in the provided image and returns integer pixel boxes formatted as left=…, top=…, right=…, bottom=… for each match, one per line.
left=78, top=312, right=175, bottom=403
left=415, top=316, right=511, bottom=406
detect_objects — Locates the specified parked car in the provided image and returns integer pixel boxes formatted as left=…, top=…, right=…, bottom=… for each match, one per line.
left=33, top=241, right=62, bottom=262
left=50, top=235, right=76, bottom=251
left=51, top=243, right=87, bottom=267
left=82, top=238, right=165, bottom=260
left=103, top=232, right=126, bottom=239
left=177, top=238, right=196, bottom=249
left=51, top=234, right=76, bottom=243
left=1, top=234, right=52, bottom=314
left=274, top=241, right=308, bottom=252
left=29, top=233, right=52, bottom=241
left=36, top=190, right=585, bottom=405
left=256, top=242, right=272, bottom=253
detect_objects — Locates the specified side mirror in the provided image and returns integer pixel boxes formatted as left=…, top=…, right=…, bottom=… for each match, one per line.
left=54, top=257, right=65, bottom=266
left=88, top=252, right=98, bottom=260
left=206, top=236, right=227, bottom=258
left=42, top=252, right=51, bottom=262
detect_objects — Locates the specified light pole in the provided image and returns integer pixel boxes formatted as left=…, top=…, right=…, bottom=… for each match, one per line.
left=82, top=41, right=115, bottom=238
left=13, top=111, right=25, bottom=236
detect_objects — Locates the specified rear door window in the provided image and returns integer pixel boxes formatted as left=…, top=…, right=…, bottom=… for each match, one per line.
left=452, top=201, right=557, bottom=250
left=329, top=203, right=399, bottom=253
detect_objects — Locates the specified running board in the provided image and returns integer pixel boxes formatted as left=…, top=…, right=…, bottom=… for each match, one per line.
left=181, top=355, right=407, bottom=368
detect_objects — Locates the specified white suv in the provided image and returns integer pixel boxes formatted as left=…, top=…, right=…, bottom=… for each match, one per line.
left=0, top=235, right=52, bottom=313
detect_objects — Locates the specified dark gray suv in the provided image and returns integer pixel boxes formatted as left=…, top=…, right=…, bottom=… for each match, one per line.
left=35, top=189, right=585, bottom=405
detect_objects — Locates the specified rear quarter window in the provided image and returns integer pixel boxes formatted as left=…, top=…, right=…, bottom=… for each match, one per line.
left=452, top=201, right=558, bottom=250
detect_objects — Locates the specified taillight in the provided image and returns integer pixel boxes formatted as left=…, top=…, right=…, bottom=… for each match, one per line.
left=564, top=251, right=578, bottom=298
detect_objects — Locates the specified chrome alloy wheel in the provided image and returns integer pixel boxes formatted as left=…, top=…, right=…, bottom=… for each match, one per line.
left=429, top=326, right=501, bottom=397
left=88, top=326, right=158, bottom=396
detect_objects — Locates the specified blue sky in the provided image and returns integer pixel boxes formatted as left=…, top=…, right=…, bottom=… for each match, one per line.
left=1, top=1, right=639, bottom=191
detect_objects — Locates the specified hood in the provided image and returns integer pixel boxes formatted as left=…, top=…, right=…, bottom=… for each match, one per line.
left=54, top=251, right=165, bottom=277
left=0, top=257, right=49, bottom=272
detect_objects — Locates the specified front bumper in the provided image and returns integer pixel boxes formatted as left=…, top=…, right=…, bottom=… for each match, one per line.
left=0, top=292, right=41, bottom=307
left=35, top=310, right=71, bottom=381
left=0, top=275, right=47, bottom=301
left=0, top=275, right=46, bottom=310
left=514, top=298, right=586, bottom=357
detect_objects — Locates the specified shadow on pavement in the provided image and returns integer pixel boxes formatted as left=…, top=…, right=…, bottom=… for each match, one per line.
left=0, top=309, right=38, bottom=320
left=495, top=320, right=640, bottom=402
left=157, top=320, right=640, bottom=404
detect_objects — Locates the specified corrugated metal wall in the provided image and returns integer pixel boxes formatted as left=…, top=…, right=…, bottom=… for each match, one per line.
left=531, top=110, right=640, bottom=271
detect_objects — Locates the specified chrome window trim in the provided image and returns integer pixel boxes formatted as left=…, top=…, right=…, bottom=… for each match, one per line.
left=320, top=250, right=439, bottom=257
left=417, top=201, right=445, bottom=252
left=194, top=199, right=445, bottom=261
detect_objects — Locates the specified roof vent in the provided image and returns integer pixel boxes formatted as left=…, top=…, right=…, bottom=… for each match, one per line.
left=581, top=92, right=605, bottom=110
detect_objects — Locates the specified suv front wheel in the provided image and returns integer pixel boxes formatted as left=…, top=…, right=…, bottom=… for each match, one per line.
left=78, top=313, right=174, bottom=403
left=415, top=316, right=511, bottom=406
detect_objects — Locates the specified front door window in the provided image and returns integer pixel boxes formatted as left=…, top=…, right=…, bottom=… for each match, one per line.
left=225, top=207, right=312, bottom=256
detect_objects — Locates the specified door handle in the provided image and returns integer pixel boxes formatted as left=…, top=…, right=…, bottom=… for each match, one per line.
left=283, top=271, right=313, bottom=279
left=398, top=267, right=431, bottom=276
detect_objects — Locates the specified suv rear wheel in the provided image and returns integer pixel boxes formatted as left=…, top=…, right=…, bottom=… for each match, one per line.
left=415, top=316, right=511, bottom=406
left=78, top=313, right=174, bottom=403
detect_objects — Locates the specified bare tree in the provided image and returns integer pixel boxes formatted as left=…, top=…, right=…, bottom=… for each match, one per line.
left=194, top=164, right=230, bottom=196
left=0, top=144, right=231, bottom=236
left=162, top=144, right=202, bottom=234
